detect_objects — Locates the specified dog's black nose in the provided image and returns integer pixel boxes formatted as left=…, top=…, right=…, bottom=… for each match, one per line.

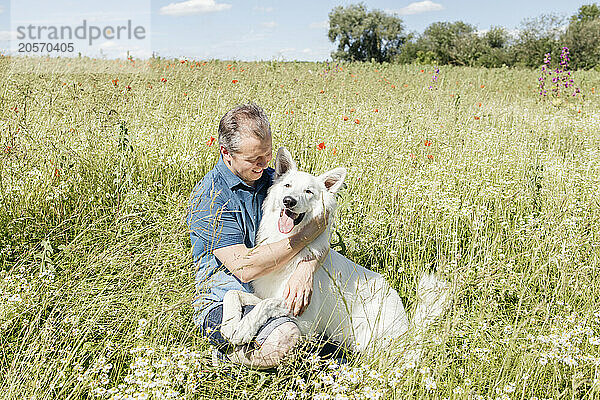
left=283, top=196, right=297, bottom=208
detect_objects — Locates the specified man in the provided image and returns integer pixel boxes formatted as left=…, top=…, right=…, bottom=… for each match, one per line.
left=188, top=103, right=327, bottom=369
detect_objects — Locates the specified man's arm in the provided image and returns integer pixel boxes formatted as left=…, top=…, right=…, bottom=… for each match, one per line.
left=213, top=212, right=328, bottom=283
left=283, top=249, right=329, bottom=316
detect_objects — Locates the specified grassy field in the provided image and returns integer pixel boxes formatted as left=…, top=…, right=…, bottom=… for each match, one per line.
left=1, top=56, right=599, bottom=399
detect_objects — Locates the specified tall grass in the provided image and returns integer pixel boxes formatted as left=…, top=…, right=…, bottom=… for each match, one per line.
left=1, top=56, right=599, bottom=399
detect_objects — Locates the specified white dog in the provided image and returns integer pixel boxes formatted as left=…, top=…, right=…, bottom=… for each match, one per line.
left=221, top=147, right=448, bottom=358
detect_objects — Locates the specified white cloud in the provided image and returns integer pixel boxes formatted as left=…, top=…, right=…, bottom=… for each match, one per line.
left=159, top=0, right=231, bottom=16
left=253, top=6, right=273, bottom=13
left=98, top=40, right=153, bottom=58
left=274, top=46, right=332, bottom=61
left=309, top=20, right=328, bottom=29
left=391, top=1, right=444, bottom=16
left=261, top=21, right=277, bottom=28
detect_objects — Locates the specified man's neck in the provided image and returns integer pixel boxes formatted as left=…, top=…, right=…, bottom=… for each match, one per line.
left=224, top=159, right=256, bottom=187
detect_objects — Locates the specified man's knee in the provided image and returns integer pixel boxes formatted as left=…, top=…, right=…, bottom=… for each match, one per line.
left=231, top=321, right=300, bottom=369
left=263, top=321, right=301, bottom=352
left=255, top=321, right=300, bottom=368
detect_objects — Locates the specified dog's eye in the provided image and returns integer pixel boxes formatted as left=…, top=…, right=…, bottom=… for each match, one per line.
left=305, top=189, right=313, bottom=195
left=284, top=183, right=291, bottom=188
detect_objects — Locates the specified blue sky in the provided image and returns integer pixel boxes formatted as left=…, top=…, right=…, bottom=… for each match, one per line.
left=0, top=0, right=595, bottom=60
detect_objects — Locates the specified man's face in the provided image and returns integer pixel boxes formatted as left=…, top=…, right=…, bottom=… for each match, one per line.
left=222, top=133, right=272, bottom=186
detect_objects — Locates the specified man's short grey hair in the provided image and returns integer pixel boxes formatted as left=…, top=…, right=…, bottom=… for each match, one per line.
left=218, top=103, right=272, bottom=153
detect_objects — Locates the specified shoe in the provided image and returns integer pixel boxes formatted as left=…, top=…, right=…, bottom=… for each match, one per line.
left=333, top=356, right=349, bottom=365
left=211, top=347, right=230, bottom=367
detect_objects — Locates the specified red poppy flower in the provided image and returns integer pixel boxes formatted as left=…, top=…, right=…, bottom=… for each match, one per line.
left=477, top=102, right=482, bottom=107
left=332, top=147, right=337, bottom=155
left=126, top=85, right=131, bottom=91
left=161, top=78, right=167, bottom=83
left=343, top=116, right=348, bottom=121
left=317, top=142, right=325, bottom=150
left=424, top=140, right=432, bottom=146
left=427, top=155, right=434, bottom=160
left=354, top=119, right=360, bottom=124
left=391, top=85, right=396, bottom=89
left=374, top=108, right=378, bottom=112
left=480, top=85, right=485, bottom=88
left=420, top=69, right=424, bottom=73
left=112, top=79, right=118, bottom=86
left=232, top=79, right=238, bottom=84
left=206, top=136, right=215, bottom=146
left=319, top=90, right=324, bottom=94
left=474, top=116, right=480, bottom=120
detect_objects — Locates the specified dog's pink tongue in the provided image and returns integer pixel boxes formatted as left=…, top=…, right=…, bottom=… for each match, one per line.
left=278, top=211, right=295, bottom=234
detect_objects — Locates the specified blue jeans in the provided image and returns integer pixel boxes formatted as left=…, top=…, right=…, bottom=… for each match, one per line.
left=200, top=302, right=349, bottom=361
left=200, top=302, right=294, bottom=351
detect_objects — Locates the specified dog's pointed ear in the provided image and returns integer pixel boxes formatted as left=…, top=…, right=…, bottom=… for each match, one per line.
left=275, top=147, right=297, bottom=178
left=318, top=167, right=347, bottom=194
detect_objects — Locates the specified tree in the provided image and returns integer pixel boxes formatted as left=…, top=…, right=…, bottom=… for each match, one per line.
left=512, top=14, right=564, bottom=67
left=417, top=21, right=480, bottom=66
left=563, top=3, right=600, bottom=69
left=475, top=27, right=513, bottom=67
left=482, top=26, right=511, bottom=49
left=328, top=4, right=407, bottom=62
left=570, top=3, right=600, bottom=23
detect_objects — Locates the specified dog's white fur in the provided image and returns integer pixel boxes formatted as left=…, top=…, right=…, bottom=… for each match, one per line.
left=221, top=147, right=449, bottom=358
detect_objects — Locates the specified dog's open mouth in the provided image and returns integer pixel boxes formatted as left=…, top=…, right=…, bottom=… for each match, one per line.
left=278, top=209, right=305, bottom=234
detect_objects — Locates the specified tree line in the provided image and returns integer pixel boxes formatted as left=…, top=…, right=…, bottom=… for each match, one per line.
left=328, top=3, right=600, bottom=69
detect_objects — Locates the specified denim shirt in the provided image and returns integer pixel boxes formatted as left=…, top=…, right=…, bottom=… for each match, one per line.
left=188, top=156, right=274, bottom=324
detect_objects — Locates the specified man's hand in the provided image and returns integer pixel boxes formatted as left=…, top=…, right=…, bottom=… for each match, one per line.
left=283, top=258, right=319, bottom=316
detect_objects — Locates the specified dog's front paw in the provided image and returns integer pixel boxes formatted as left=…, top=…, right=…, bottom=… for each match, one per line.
left=229, top=323, right=258, bottom=345
left=220, top=321, right=236, bottom=342
left=262, top=297, right=289, bottom=316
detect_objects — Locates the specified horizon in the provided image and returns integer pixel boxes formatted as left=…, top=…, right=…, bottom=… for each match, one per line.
left=0, top=0, right=595, bottom=61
